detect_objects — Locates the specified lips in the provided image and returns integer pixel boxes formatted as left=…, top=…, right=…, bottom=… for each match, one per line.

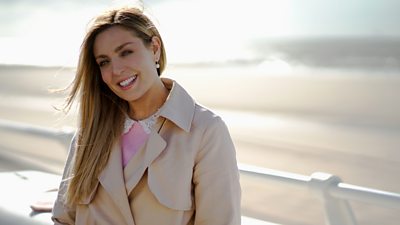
left=119, top=75, right=137, bottom=88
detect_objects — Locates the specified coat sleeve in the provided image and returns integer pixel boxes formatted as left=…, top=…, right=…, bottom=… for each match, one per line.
left=193, top=117, right=241, bottom=225
left=51, top=133, right=77, bottom=225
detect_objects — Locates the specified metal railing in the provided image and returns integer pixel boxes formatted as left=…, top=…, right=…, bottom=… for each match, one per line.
left=1, top=119, right=400, bottom=225
left=239, top=164, right=400, bottom=225
left=0, top=119, right=74, bottom=147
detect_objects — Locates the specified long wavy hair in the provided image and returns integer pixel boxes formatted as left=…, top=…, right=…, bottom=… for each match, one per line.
left=64, top=6, right=167, bottom=205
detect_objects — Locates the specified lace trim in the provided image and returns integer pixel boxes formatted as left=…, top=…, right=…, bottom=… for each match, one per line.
left=123, top=108, right=162, bottom=134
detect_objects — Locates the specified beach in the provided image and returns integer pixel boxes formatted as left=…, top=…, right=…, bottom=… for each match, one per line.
left=0, top=64, right=399, bottom=225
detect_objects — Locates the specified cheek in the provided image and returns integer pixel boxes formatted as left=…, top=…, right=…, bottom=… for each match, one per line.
left=100, top=70, right=112, bottom=84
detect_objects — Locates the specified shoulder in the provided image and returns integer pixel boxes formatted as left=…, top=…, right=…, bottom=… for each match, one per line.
left=162, top=78, right=228, bottom=133
left=192, top=103, right=224, bottom=127
left=190, top=103, right=231, bottom=139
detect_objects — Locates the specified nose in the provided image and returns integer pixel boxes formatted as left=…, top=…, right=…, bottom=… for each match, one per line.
left=112, top=59, right=125, bottom=76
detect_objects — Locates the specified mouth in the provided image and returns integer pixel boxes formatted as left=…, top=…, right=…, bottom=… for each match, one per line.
left=118, top=75, right=137, bottom=88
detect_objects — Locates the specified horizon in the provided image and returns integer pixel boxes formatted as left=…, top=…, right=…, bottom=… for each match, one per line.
left=2, top=36, right=399, bottom=75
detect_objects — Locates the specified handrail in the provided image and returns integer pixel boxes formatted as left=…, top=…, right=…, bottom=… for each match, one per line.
left=239, top=163, right=400, bottom=210
left=1, top=119, right=400, bottom=225
left=331, top=183, right=400, bottom=209
left=0, top=119, right=74, bottom=147
left=240, top=164, right=400, bottom=225
left=239, top=163, right=310, bottom=189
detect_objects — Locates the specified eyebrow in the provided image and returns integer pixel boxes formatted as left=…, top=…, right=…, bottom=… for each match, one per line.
left=95, top=42, right=134, bottom=59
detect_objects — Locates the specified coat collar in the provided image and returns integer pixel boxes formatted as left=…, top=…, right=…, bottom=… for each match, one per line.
left=159, top=78, right=195, bottom=133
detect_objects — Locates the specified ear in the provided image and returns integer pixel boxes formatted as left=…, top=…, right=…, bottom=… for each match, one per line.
left=151, top=36, right=162, bottom=61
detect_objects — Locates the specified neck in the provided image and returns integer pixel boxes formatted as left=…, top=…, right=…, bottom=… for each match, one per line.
left=128, top=79, right=169, bottom=120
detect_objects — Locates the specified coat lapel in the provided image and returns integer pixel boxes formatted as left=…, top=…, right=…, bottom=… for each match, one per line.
left=98, top=143, right=134, bottom=225
left=124, top=128, right=167, bottom=195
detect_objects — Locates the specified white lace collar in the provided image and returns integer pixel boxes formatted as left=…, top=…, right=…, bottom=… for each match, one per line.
left=123, top=108, right=162, bottom=134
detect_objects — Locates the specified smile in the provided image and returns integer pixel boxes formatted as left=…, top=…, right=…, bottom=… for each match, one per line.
left=119, top=75, right=137, bottom=87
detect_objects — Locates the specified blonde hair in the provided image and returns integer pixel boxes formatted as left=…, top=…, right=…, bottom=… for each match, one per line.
left=64, top=6, right=167, bottom=205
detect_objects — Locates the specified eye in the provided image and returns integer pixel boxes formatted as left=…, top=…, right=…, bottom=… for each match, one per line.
left=98, top=60, right=109, bottom=67
left=121, top=49, right=133, bottom=57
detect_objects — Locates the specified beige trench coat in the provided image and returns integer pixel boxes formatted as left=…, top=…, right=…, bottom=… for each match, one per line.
left=52, top=78, right=241, bottom=225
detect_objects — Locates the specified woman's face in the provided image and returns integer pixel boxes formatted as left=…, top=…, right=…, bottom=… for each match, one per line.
left=93, top=25, right=161, bottom=103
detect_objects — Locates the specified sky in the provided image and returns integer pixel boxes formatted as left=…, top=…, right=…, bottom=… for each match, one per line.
left=0, top=0, right=399, bottom=67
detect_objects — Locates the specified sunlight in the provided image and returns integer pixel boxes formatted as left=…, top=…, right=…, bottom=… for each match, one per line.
left=258, top=57, right=293, bottom=75
left=0, top=2, right=106, bottom=67
left=0, top=36, right=79, bottom=67
left=152, top=0, right=293, bottom=64
left=0, top=0, right=294, bottom=66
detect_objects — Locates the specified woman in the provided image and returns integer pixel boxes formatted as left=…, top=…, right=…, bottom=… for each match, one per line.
left=52, top=6, right=241, bottom=225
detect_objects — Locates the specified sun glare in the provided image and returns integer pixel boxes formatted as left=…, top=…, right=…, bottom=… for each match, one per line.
left=152, top=0, right=293, bottom=64
left=0, top=2, right=106, bottom=67
left=1, top=0, right=293, bottom=66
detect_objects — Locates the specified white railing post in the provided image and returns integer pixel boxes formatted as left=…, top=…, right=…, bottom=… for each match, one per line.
left=309, top=172, right=357, bottom=225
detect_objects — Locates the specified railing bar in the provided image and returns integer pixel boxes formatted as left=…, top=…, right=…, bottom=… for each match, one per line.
left=0, top=119, right=74, bottom=144
left=330, top=183, right=400, bottom=209
left=0, top=119, right=59, bottom=135
left=239, top=163, right=310, bottom=189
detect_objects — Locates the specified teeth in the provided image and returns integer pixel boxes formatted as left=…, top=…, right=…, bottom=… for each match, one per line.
left=119, top=76, right=136, bottom=87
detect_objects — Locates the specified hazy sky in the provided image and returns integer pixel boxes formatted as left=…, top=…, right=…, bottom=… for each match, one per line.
left=1, top=0, right=399, bottom=66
